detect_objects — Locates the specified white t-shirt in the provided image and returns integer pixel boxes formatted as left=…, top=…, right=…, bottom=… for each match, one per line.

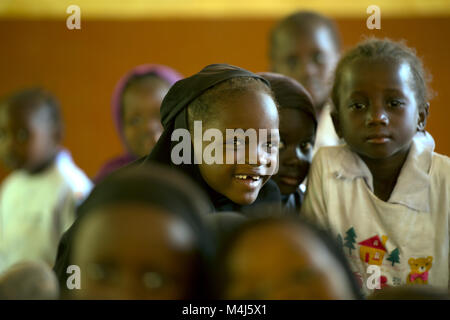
left=0, top=150, right=93, bottom=274
left=301, top=132, right=450, bottom=296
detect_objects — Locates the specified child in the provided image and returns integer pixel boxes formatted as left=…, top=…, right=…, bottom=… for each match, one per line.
left=301, top=38, right=450, bottom=296
left=142, top=64, right=281, bottom=213
left=94, top=64, right=182, bottom=182
left=269, top=11, right=341, bottom=152
left=216, top=217, right=361, bottom=299
left=0, top=88, right=92, bottom=274
left=259, top=72, right=317, bottom=212
left=55, top=165, right=214, bottom=300
left=0, top=261, right=59, bottom=300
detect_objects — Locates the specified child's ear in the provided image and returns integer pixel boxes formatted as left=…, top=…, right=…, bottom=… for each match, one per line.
left=52, top=124, right=63, bottom=144
left=331, top=107, right=343, bottom=139
left=417, top=102, right=430, bottom=132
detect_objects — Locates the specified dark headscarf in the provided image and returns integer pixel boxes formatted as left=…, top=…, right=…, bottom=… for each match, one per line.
left=258, top=72, right=317, bottom=129
left=54, top=164, right=214, bottom=299
left=141, top=64, right=281, bottom=213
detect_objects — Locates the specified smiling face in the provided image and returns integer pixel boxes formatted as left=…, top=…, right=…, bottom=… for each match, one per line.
left=196, top=90, right=279, bottom=206
left=122, top=79, right=170, bottom=157
left=0, top=104, right=58, bottom=172
left=272, top=108, right=315, bottom=195
left=72, top=203, right=199, bottom=300
left=222, top=222, right=355, bottom=300
left=333, top=58, right=426, bottom=162
left=271, top=24, right=339, bottom=111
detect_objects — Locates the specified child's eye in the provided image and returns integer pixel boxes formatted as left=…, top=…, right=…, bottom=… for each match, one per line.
left=86, top=263, right=111, bottom=282
left=142, top=271, right=166, bottom=290
left=225, top=138, right=243, bottom=149
left=300, top=142, right=313, bottom=152
left=127, top=117, right=142, bottom=126
left=264, top=142, right=279, bottom=153
left=286, top=56, right=298, bottom=68
left=349, top=103, right=366, bottom=110
left=313, top=52, right=326, bottom=65
left=387, top=99, right=404, bottom=108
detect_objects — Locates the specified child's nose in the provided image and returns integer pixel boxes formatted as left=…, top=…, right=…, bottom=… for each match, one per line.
left=285, top=147, right=308, bottom=166
left=247, top=146, right=271, bottom=167
left=146, top=119, right=163, bottom=135
left=297, top=61, right=319, bottom=84
left=365, top=105, right=389, bottom=127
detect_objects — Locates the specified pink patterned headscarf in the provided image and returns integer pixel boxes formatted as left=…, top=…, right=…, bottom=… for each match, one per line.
left=94, top=64, right=183, bottom=183
left=111, top=64, right=183, bottom=150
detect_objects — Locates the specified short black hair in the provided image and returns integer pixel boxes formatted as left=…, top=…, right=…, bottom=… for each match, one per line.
left=3, top=87, right=63, bottom=137
left=187, top=76, right=275, bottom=131
left=270, top=11, right=341, bottom=59
left=331, top=38, right=433, bottom=113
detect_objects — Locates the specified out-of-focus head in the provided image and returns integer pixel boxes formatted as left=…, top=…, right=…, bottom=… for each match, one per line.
left=218, top=217, right=360, bottom=300
left=67, top=164, right=213, bottom=300
left=113, top=65, right=183, bottom=157
left=270, top=11, right=341, bottom=113
left=259, top=72, right=316, bottom=195
left=0, top=261, right=59, bottom=300
left=0, top=88, right=62, bottom=172
left=369, top=286, right=449, bottom=300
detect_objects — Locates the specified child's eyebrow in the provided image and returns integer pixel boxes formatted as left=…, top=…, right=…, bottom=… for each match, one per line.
left=348, top=91, right=368, bottom=97
left=383, top=88, right=407, bottom=96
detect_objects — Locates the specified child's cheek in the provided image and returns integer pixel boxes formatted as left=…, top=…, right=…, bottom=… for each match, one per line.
left=268, top=151, right=279, bottom=175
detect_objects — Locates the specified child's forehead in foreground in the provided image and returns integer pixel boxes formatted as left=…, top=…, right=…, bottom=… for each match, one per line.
left=75, top=203, right=198, bottom=255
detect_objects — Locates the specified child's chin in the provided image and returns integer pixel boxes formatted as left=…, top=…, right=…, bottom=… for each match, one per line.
left=229, top=192, right=259, bottom=206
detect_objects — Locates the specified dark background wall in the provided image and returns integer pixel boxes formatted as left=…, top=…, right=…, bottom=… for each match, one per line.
left=0, top=17, right=449, bottom=179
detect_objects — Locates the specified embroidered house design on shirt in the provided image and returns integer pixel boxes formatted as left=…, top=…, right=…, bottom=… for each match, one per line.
left=358, top=235, right=388, bottom=266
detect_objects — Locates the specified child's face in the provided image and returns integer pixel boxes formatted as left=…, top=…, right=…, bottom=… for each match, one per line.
left=122, top=81, right=169, bottom=157
left=72, top=203, right=199, bottom=300
left=222, top=223, right=354, bottom=299
left=272, top=109, right=315, bottom=195
left=334, top=58, right=426, bottom=162
left=271, top=24, right=339, bottom=111
left=196, top=90, right=279, bottom=205
left=0, top=104, right=57, bottom=171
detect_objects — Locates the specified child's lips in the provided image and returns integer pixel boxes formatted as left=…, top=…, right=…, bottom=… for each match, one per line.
left=366, top=134, right=391, bottom=144
left=279, top=175, right=302, bottom=186
left=233, top=174, right=263, bottom=189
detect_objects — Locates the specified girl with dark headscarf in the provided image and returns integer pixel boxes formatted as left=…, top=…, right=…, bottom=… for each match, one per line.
left=54, top=164, right=214, bottom=299
left=94, top=64, right=182, bottom=183
left=140, top=64, right=282, bottom=214
left=258, top=72, right=317, bottom=213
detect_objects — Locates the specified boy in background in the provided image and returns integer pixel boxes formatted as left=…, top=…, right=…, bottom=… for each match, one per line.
left=269, top=11, right=341, bottom=153
left=0, top=88, right=92, bottom=274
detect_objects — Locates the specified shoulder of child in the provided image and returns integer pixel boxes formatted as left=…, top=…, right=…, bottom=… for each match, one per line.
left=431, top=152, right=450, bottom=178
left=312, top=145, right=349, bottom=168
left=55, top=150, right=93, bottom=199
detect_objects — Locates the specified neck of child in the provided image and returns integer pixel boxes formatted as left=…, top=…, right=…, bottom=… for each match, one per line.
left=315, top=102, right=326, bottom=119
left=26, top=148, right=60, bottom=175
left=359, top=147, right=411, bottom=202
